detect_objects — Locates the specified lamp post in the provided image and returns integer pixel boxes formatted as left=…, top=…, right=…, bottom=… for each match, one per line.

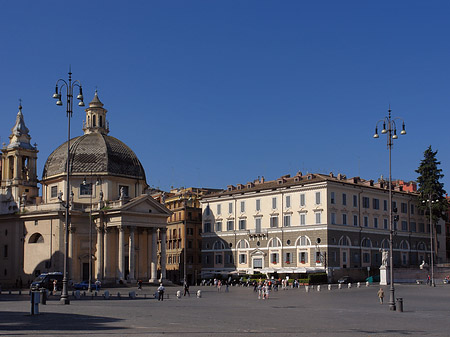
left=53, top=70, right=85, bottom=304
left=373, top=107, right=406, bottom=311
left=423, top=194, right=438, bottom=287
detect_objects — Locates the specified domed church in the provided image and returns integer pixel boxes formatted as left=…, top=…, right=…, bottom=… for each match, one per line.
left=0, top=93, right=171, bottom=287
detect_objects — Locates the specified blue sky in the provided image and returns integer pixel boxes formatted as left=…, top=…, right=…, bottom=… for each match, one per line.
left=1, top=1, right=449, bottom=192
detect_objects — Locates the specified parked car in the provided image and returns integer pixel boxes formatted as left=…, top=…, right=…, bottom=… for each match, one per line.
left=30, top=272, right=63, bottom=291
left=73, top=280, right=91, bottom=290
left=337, top=276, right=352, bottom=284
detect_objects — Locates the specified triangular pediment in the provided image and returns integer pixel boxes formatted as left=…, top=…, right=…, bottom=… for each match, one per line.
left=119, top=194, right=172, bottom=216
left=250, top=248, right=266, bottom=257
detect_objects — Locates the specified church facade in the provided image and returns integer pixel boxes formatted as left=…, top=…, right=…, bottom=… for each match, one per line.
left=0, top=93, right=170, bottom=287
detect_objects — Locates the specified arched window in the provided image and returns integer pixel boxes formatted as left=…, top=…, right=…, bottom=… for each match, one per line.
left=361, top=238, right=372, bottom=248
left=417, top=242, right=426, bottom=251
left=296, top=236, right=311, bottom=247
left=237, top=240, right=249, bottom=249
left=93, top=115, right=96, bottom=127
left=400, top=240, right=409, bottom=250
left=29, top=233, right=44, bottom=244
left=268, top=238, right=282, bottom=248
left=381, top=239, right=389, bottom=249
left=99, top=115, right=103, bottom=127
left=338, top=236, right=351, bottom=246
left=213, top=241, right=225, bottom=250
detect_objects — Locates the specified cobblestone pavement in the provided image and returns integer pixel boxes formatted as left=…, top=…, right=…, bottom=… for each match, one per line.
left=1, top=283, right=449, bottom=336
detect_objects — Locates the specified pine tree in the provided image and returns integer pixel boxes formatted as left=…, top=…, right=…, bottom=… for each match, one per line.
left=416, top=146, right=448, bottom=224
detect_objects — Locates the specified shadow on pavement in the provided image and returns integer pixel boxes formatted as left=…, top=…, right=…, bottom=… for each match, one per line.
left=0, top=311, right=124, bottom=332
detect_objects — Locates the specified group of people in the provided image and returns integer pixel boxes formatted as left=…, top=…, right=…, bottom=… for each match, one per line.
left=256, top=281, right=271, bottom=299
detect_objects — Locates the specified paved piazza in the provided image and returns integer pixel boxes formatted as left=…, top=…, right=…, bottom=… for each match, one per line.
left=1, top=284, right=449, bottom=336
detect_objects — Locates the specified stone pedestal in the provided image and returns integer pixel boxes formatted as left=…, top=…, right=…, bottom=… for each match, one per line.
left=380, top=266, right=389, bottom=285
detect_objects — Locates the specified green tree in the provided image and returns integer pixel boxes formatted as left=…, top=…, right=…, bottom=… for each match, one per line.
left=416, top=146, right=448, bottom=224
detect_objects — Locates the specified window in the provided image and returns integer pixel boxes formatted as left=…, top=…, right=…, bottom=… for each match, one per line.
left=373, top=198, right=380, bottom=210
left=331, top=213, right=336, bottom=225
left=342, top=193, right=347, bottom=206
left=316, top=252, right=321, bottom=263
left=383, top=200, right=388, bottom=211
left=255, top=218, right=262, bottom=233
left=286, top=196, right=291, bottom=208
left=271, top=253, right=279, bottom=264
left=215, top=221, right=222, bottom=232
left=204, top=223, right=211, bottom=233
left=342, top=213, right=347, bottom=225
left=217, top=204, right=221, bottom=215
left=226, top=254, right=233, bottom=264
left=315, top=212, right=321, bottom=224
left=300, top=194, right=305, bottom=206
left=419, top=223, right=425, bottom=233
left=363, top=216, right=369, bottom=227
left=353, top=215, right=358, bottom=227
left=51, top=186, right=58, bottom=198
left=119, top=185, right=129, bottom=198
left=353, top=195, right=358, bottom=207
left=240, top=201, right=245, bottom=213
left=384, top=218, right=388, bottom=230
left=410, top=222, right=416, bottom=232
left=363, top=253, right=370, bottom=263
left=272, top=197, right=277, bottom=209
left=238, top=219, right=246, bottom=230
left=3, top=244, right=8, bottom=258
left=253, top=258, right=263, bottom=269
left=228, top=203, right=233, bottom=214
left=270, top=216, right=278, bottom=228
left=299, top=251, right=308, bottom=263
left=401, top=202, right=407, bottom=214
left=283, top=215, right=291, bottom=227
left=285, top=252, right=292, bottom=264
left=239, top=254, right=247, bottom=264
left=215, top=255, right=223, bottom=264
left=374, top=217, right=378, bottom=228
left=362, top=197, right=370, bottom=208
left=410, top=204, right=415, bottom=215
left=315, top=192, right=321, bottom=205
left=401, top=221, right=408, bottom=231
left=362, top=238, right=371, bottom=247
left=300, top=214, right=306, bottom=225
left=331, top=192, right=335, bottom=204
left=80, top=183, right=92, bottom=196
left=256, top=199, right=261, bottom=211
left=227, top=220, right=234, bottom=231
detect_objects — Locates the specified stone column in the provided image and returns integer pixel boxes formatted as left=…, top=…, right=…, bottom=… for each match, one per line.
left=103, top=227, right=109, bottom=279
left=118, top=226, right=125, bottom=281
left=68, top=226, right=75, bottom=279
left=149, top=228, right=158, bottom=283
left=160, top=228, right=167, bottom=282
left=96, top=224, right=103, bottom=281
left=129, top=226, right=135, bottom=281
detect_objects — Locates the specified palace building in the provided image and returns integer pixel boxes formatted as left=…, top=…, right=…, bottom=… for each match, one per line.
left=200, top=172, right=445, bottom=281
left=0, top=93, right=170, bottom=287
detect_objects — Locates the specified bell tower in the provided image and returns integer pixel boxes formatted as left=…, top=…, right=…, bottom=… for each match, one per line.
left=83, top=90, right=109, bottom=135
left=1, top=103, right=39, bottom=205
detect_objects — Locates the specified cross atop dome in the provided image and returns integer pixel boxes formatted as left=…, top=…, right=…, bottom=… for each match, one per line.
left=83, top=91, right=109, bottom=135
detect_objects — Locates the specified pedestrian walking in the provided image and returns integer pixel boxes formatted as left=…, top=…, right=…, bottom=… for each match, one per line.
left=53, top=279, right=57, bottom=295
left=377, top=288, right=384, bottom=304
left=157, top=283, right=165, bottom=301
left=184, top=280, right=190, bottom=296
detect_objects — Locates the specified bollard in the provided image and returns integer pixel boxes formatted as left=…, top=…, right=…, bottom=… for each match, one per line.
left=104, top=290, right=110, bottom=299
left=129, top=291, right=136, bottom=299
left=144, top=294, right=147, bottom=299
left=30, top=291, right=40, bottom=315
left=176, top=290, right=181, bottom=299
left=317, top=285, right=321, bottom=292
left=338, top=284, right=342, bottom=289
left=94, top=291, right=98, bottom=297
left=328, top=284, right=332, bottom=291
left=75, top=290, right=81, bottom=299
left=19, top=289, right=22, bottom=295
left=366, top=281, right=369, bottom=287
left=117, top=292, right=121, bottom=299
left=305, top=286, right=309, bottom=293
left=357, top=282, right=361, bottom=288
left=197, top=290, right=202, bottom=298
left=40, top=289, right=47, bottom=305
left=348, top=283, right=352, bottom=289
left=396, top=298, right=403, bottom=312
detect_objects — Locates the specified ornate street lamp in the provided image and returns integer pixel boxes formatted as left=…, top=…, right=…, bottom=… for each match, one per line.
left=52, top=70, right=85, bottom=304
left=373, top=107, right=406, bottom=311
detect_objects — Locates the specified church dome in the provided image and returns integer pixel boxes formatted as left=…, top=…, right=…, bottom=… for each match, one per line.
left=42, top=91, right=146, bottom=182
left=42, top=133, right=147, bottom=180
